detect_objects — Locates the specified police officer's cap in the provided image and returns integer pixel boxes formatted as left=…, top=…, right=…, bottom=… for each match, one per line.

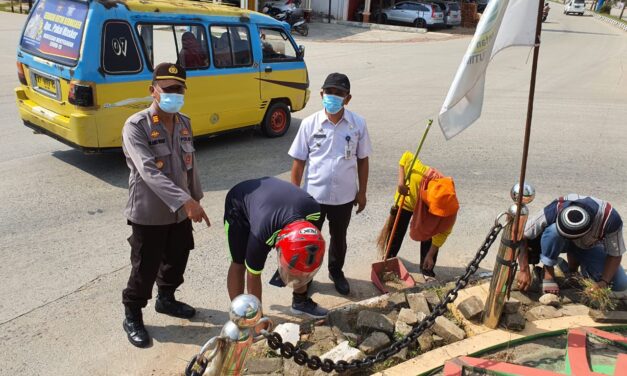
left=153, top=62, right=187, bottom=89
left=322, top=73, right=350, bottom=93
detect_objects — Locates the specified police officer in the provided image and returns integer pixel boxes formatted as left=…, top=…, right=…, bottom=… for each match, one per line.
left=289, top=73, right=372, bottom=296
left=121, top=62, right=210, bottom=348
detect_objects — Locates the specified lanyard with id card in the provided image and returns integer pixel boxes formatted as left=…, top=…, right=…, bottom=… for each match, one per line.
left=344, top=135, right=352, bottom=159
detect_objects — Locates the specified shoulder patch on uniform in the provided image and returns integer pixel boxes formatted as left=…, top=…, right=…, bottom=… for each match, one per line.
left=127, top=111, right=147, bottom=126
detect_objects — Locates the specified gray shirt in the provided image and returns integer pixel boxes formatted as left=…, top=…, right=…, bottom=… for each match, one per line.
left=122, top=106, right=203, bottom=225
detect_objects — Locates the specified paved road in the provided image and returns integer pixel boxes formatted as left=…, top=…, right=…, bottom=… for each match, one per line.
left=1, top=7, right=626, bottom=376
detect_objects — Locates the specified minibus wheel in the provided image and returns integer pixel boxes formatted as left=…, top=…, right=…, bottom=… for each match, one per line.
left=262, top=102, right=291, bottom=137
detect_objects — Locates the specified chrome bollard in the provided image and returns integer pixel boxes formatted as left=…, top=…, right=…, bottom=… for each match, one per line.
left=483, top=183, right=535, bottom=329
left=186, top=295, right=273, bottom=376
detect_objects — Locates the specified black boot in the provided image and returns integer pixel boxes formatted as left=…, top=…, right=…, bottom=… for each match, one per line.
left=155, top=290, right=196, bottom=319
left=123, top=306, right=150, bottom=348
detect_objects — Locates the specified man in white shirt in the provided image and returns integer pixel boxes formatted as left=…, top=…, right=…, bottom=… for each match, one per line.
left=288, top=73, right=372, bottom=295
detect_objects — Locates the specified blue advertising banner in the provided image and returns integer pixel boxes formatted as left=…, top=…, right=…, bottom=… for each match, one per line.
left=21, top=0, right=88, bottom=63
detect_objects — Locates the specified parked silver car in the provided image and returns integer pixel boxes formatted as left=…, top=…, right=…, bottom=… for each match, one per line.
left=445, top=1, right=461, bottom=26
left=380, top=1, right=444, bottom=28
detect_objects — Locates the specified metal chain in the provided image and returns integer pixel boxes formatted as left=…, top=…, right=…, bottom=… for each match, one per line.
left=262, top=219, right=507, bottom=373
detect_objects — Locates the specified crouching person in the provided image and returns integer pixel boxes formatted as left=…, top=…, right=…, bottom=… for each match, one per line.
left=517, top=194, right=627, bottom=295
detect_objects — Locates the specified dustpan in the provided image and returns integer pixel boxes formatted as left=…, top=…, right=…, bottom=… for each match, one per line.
left=371, top=194, right=416, bottom=293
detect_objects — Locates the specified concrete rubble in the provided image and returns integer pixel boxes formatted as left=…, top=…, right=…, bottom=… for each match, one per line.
left=358, top=332, right=391, bottom=354
left=432, top=316, right=466, bottom=343
left=246, top=278, right=627, bottom=375
left=407, top=293, right=431, bottom=315
left=356, top=310, right=395, bottom=335
left=457, top=296, right=484, bottom=321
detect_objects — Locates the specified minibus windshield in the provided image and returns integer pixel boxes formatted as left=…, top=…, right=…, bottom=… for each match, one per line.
left=20, top=0, right=89, bottom=66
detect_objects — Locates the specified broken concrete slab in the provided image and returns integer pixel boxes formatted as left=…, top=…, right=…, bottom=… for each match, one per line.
left=328, top=305, right=358, bottom=333
left=397, top=308, right=419, bottom=325
left=320, top=341, right=366, bottom=363
left=418, top=332, right=433, bottom=352
left=589, top=310, right=627, bottom=323
left=245, top=358, right=283, bottom=375
left=309, top=325, right=336, bottom=343
left=388, top=292, right=408, bottom=309
left=386, top=310, right=399, bottom=323
left=559, top=304, right=590, bottom=317
left=457, top=296, right=483, bottom=321
left=503, top=298, right=521, bottom=314
left=395, top=321, right=412, bottom=337
left=525, top=305, right=562, bottom=321
left=500, top=312, right=526, bottom=332
left=407, top=293, right=431, bottom=315
left=423, top=290, right=441, bottom=309
left=432, top=316, right=465, bottom=343
left=358, top=332, right=391, bottom=355
left=273, top=323, right=300, bottom=346
left=356, top=311, right=395, bottom=335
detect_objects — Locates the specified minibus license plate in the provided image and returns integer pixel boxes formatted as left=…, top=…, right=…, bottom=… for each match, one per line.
left=35, top=74, right=57, bottom=95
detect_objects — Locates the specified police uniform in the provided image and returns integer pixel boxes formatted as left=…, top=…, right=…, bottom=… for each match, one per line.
left=121, top=64, right=203, bottom=312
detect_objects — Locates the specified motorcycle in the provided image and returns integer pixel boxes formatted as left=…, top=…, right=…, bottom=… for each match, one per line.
left=542, top=3, right=550, bottom=22
left=275, top=10, right=309, bottom=36
left=262, top=5, right=308, bottom=36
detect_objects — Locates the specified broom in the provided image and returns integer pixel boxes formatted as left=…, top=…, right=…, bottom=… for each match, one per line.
left=376, top=119, right=433, bottom=260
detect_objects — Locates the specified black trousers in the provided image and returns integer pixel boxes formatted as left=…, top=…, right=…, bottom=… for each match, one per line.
left=312, top=202, right=354, bottom=276
left=387, top=208, right=435, bottom=268
left=122, top=219, right=194, bottom=309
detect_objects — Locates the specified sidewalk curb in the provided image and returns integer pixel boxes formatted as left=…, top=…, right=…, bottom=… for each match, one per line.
left=314, top=19, right=428, bottom=34
left=593, top=13, right=627, bottom=32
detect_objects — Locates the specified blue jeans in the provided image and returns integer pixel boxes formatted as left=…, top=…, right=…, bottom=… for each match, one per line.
left=540, top=223, right=627, bottom=291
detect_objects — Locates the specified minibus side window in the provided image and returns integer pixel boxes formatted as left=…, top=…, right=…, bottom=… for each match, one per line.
left=259, top=28, right=298, bottom=63
left=101, top=21, right=143, bottom=75
left=136, top=24, right=209, bottom=70
left=209, top=25, right=253, bottom=69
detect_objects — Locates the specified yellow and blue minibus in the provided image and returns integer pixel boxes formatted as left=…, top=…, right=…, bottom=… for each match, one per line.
left=15, top=0, right=310, bottom=151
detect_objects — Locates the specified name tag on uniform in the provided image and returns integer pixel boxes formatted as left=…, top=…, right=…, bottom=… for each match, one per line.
left=149, top=138, right=166, bottom=146
left=313, top=134, right=326, bottom=139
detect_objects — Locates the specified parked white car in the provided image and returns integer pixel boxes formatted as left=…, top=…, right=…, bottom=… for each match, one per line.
left=446, top=1, right=461, bottom=26
left=380, top=1, right=444, bottom=28
left=564, top=0, right=585, bottom=15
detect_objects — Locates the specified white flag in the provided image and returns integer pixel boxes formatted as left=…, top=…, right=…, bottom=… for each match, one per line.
left=438, top=0, right=539, bottom=140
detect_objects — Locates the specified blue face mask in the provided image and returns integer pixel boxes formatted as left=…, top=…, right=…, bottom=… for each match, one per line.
left=158, top=93, right=185, bottom=113
left=322, top=94, right=345, bottom=115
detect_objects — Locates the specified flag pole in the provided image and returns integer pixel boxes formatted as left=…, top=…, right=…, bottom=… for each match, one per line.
left=511, top=0, right=544, bottom=243
left=482, top=0, right=545, bottom=328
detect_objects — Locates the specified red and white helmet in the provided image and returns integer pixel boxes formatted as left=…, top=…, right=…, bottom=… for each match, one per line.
left=276, top=220, right=325, bottom=288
